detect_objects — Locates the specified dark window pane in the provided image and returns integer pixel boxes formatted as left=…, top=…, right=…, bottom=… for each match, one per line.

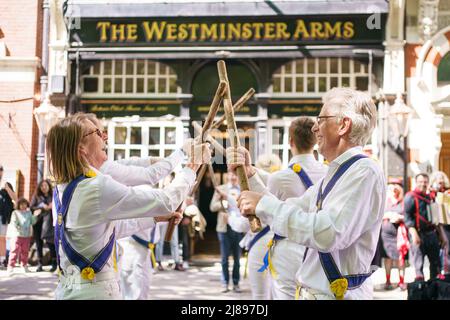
left=103, top=78, right=111, bottom=93
left=307, top=59, right=315, bottom=73
left=318, top=59, right=327, bottom=73
left=147, top=61, right=156, bottom=75
left=83, top=78, right=98, bottom=93
left=341, top=77, right=350, bottom=87
left=103, top=61, right=112, bottom=75
left=137, top=60, right=145, bottom=75
left=341, top=59, right=350, bottom=73
left=114, top=149, right=125, bottom=160
left=114, top=78, right=123, bottom=93
left=356, top=77, right=369, bottom=91
left=130, top=149, right=141, bottom=157
left=126, top=60, right=134, bottom=74
left=330, top=77, right=338, bottom=89
left=295, top=77, right=304, bottom=92
left=158, top=78, right=166, bottom=93
left=307, top=77, right=315, bottom=92
left=354, top=60, right=362, bottom=73
left=295, top=60, right=304, bottom=73
left=164, top=127, right=176, bottom=144
left=115, top=60, right=123, bottom=75
left=160, top=64, right=167, bottom=74
left=285, top=62, right=292, bottom=74
left=130, top=127, right=142, bottom=144
left=330, top=58, right=338, bottom=73
left=137, top=78, right=144, bottom=93
left=285, top=77, right=292, bottom=92
left=126, top=78, right=133, bottom=93
left=318, top=77, right=327, bottom=92
left=149, top=127, right=160, bottom=145
left=149, top=149, right=159, bottom=157
left=164, top=149, right=174, bottom=157
left=273, top=77, right=281, bottom=92
left=147, top=78, right=155, bottom=93
left=115, top=127, right=127, bottom=144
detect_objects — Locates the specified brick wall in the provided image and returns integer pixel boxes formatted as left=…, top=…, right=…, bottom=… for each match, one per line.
left=0, top=0, right=42, bottom=200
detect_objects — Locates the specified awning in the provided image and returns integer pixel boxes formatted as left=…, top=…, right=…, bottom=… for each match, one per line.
left=65, top=1, right=389, bottom=18
left=68, top=44, right=385, bottom=60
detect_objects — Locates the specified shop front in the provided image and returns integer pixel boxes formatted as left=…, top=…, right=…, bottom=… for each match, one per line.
left=62, top=0, right=388, bottom=254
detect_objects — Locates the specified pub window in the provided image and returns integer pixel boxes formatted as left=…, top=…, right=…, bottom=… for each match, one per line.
left=108, top=121, right=183, bottom=161
left=270, top=58, right=370, bottom=96
left=437, top=52, right=450, bottom=85
left=81, top=59, right=181, bottom=96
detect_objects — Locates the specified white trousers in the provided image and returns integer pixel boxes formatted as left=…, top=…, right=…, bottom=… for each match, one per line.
left=247, top=232, right=272, bottom=300
left=55, top=271, right=121, bottom=300
left=118, top=238, right=153, bottom=300
left=271, top=239, right=305, bottom=300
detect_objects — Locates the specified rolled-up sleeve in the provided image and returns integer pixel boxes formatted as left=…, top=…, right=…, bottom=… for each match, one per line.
left=115, top=217, right=156, bottom=239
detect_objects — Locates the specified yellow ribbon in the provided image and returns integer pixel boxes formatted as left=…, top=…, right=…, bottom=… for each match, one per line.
left=148, top=243, right=157, bottom=269
left=266, top=239, right=278, bottom=279
left=112, top=242, right=118, bottom=272
left=243, top=251, right=249, bottom=279
left=80, top=266, right=95, bottom=281
left=295, top=285, right=300, bottom=300
left=329, top=278, right=348, bottom=300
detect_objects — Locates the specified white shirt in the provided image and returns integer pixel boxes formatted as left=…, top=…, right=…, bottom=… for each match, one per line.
left=101, top=151, right=184, bottom=241
left=251, top=147, right=386, bottom=299
left=100, top=149, right=184, bottom=187
left=267, top=154, right=328, bottom=201
left=52, top=166, right=195, bottom=275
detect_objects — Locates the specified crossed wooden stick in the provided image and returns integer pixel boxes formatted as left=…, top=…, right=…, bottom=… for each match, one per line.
left=165, top=60, right=262, bottom=242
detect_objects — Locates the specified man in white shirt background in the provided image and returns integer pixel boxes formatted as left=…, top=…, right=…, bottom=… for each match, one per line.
left=230, top=87, right=386, bottom=300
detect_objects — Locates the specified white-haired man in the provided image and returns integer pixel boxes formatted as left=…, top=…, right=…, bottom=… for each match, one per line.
left=229, top=88, right=386, bottom=300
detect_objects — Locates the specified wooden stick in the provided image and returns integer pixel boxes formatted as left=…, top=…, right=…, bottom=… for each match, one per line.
left=192, top=121, right=225, bottom=156
left=165, top=81, right=226, bottom=242
left=212, top=88, right=255, bottom=129
left=217, top=60, right=262, bottom=232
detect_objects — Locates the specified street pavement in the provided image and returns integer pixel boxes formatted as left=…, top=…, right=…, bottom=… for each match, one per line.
left=0, top=254, right=422, bottom=300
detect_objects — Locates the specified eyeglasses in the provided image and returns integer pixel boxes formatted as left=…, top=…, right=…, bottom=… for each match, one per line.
left=83, top=128, right=103, bottom=138
left=316, top=115, right=338, bottom=125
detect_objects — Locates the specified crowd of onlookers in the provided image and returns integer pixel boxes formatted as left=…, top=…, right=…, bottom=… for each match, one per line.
left=0, top=165, right=57, bottom=275
left=377, top=171, right=450, bottom=291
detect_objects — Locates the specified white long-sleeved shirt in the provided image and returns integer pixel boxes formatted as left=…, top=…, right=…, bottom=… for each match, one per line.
left=52, top=166, right=195, bottom=274
left=101, top=151, right=184, bottom=241
left=100, top=149, right=184, bottom=187
left=251, top=147, right=386, bottom=299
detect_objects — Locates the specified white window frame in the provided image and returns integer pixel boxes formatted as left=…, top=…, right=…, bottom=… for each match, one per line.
left=270, top=58, right=370, bottom=97
left=107, top=119, right=184, bottom=162
left=81, top=59, right=181, bottom=98
left=267, top=118, right=324, bottom=167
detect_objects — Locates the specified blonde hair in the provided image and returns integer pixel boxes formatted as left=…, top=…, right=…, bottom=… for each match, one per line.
left=322, top=87, right=377, bottom=146
left=72, top=112, right=102, bottom=129
left=46, top=116, right=90, bottom=184
left=255, top=154, right=282, bottom=173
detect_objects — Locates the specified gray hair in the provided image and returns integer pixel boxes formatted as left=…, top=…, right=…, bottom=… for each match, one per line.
left=322, top=87, right=377, bottom=146
left=430, top=171, right=450, bottom=189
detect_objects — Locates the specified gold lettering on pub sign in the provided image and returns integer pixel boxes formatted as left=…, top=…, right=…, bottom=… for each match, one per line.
left=96, top=20, right=355, bottom=42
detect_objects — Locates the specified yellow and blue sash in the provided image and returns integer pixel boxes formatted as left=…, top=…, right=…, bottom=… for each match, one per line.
left=259, top=163, right=315, bottom=277
left=131, top=226, right=157, bottom=269
left=54, top=174, right=116, bottom=281
left=311, top=154, right=373, bottom=299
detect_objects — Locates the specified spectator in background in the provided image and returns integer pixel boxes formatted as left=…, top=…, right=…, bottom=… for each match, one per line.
left=6, top=198, right=36, bottom=275
left=381, top=179, right=407, bottom=290
left=0, top=165, right=17, bottom=268
left=30, top=179, right=56, bottom=272
left=429, top=171, right=450, bottom=278
left=405, top=173, right=442, bottom=281
left=210, top=171, right=244, bottom=293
